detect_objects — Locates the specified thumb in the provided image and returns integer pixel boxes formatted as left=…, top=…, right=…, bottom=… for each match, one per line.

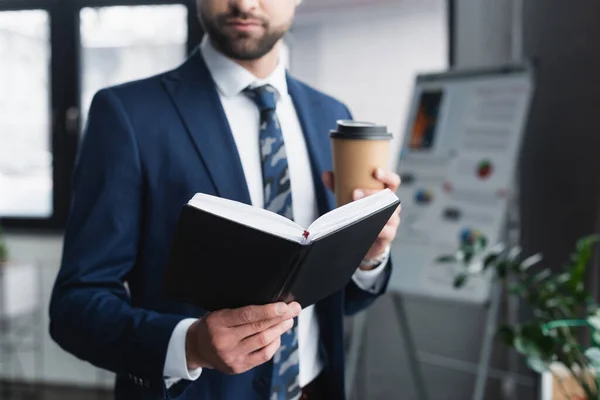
left=322, top=171, right=335, bottom=191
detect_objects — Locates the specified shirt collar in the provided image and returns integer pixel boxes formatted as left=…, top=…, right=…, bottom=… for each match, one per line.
left=200, top=36, right=288, bottom=99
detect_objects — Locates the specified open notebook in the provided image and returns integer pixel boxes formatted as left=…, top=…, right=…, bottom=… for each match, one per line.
left=164, top=189, right=400, bottom=311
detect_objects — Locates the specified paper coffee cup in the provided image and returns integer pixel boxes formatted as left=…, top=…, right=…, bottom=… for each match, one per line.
left=330, top=120, right=393, bottom=207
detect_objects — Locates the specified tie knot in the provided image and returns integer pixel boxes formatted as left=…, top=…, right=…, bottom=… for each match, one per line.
left=244, top=85, right=277, bottom=112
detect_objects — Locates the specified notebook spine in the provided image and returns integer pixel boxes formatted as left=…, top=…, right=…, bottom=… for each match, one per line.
left=271, top=246, right=311, bottom=303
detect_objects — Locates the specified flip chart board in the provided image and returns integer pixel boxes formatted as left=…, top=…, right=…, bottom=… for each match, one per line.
left=389, top=66, right=535, bottom=304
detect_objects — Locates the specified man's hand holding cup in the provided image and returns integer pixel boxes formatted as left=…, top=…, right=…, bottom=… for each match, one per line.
left=324, top=120, right=402, bottom=270
left=322, top=167, right=401, bottom=270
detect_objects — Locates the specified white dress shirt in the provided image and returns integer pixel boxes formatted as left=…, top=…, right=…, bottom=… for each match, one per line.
left=163, top=37, right=389, bottom=388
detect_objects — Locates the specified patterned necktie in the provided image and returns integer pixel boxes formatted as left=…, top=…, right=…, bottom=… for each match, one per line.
left=244, top=85, right=301, bottom=400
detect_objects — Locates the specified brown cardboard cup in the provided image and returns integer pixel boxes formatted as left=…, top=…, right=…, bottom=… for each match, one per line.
left=330, top=120, right=393, bottom=207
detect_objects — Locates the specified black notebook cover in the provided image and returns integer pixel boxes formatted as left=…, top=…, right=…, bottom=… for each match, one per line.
left=164, top=200, right=399, bottom=311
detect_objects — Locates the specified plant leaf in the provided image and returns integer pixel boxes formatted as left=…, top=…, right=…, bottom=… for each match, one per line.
left=525, top=290, right=540, bottom=306
left=497, top=262, right=508, bottom=279
left=497, top=326, right=515, bottom=347
left=483, top=253, right=499, bottom=269
left=488, top=243, right=506, bottom=255
left=532, top=269, right=552, bottom=284
left=508, top=261, right=523, bottom=273
left=526, top=355, right=549, bottom=373
left=519, top=324, right=555, bottom=357
left=540, top=281, right=557, bottom=296
left=569, top=235, right=599, bottom=288
left=508, top=246, right=521, bottom=261
left=574, top=286, right=591, bottom=304
left=463, top=249, right=475, bottom=264
left=454, top=273, right=468, bottom=288
left=555, top=273, right=571, bottom=285
left=545, top=298, right=559, bottom=308
left=514, top=326, right=550, bottom=358
left=436, top=255, right=457, bottom=263
left=509, top=284, right=527, bottom=297
left=520, top=254, right=543, bottom=271
left=588, top=310, right=600, bottom=331
left=577, top=234, right=600, bottom=252
left=514, top=336, right=543, bottom=358
left=513, top=336, right=529, bottom=355
left=584, top=347, right=600, bottom=370
left=477, top=235, right=488, bottom=251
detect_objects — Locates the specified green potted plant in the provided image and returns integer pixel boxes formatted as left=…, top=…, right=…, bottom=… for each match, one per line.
left=0, top=224, right=8, bottom=266
left=437, top=231, right=600, bottom=400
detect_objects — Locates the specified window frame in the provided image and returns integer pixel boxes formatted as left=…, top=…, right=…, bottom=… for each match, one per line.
left=0, top=0, right=202, bottom=232
left=448, top=0, right=456, bottom=67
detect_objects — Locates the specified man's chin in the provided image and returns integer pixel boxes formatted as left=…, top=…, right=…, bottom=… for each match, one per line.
left=209, top=28, right=282, bottom=60
left=225, top=40, right=271, bottom=60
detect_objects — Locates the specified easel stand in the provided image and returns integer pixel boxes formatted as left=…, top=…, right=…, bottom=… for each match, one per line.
left=345, top=295, right=429, bottom=400
left=473, top=280, right=503, bottom=400
left=391, top=293, right=430, bottom=400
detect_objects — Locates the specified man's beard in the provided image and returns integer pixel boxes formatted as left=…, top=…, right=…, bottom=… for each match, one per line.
left=201, top=7, right=288, bottom=61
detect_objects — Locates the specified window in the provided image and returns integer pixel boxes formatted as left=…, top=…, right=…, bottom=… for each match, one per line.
left=0, top=0, right=202, bottom=230
left=80, top=5, right=188, bottom=128
left=0, top=10, right=52, bottom=219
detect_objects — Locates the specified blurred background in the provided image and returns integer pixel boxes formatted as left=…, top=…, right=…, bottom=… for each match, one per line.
left=1, top=0, right=600, bottom=399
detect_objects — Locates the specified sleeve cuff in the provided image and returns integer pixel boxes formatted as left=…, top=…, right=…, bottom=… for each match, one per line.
left=352, top=254, right=390, bottom=294
left=164, top=318, right=202, bottom=385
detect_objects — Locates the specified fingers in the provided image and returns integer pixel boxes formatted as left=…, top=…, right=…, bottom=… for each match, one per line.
left=387, top=210, right=401, bottom=228
left=377, top=225, right=398, bottom=243
left=221, top=302, right=301, bottom=327
left=373, top=168, right=401, bottom=191
left=377, top=211, right=401, bottom=241
left=353, top=189, right=380, bottom=201
left=241, top=318, right=294, bottom=353
left=353, top=169, right=402, bottom=200
left=322, top=171, right=334, bottom=192
left=235, top=315, right=293, bottom=340
left=248, top=336, right=282, bottom=365
left=326, top=169, right=401, bottom=201
left=220, top=303, right=285, bottom=327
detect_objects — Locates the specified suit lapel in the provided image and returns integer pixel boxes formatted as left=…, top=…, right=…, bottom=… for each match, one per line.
left=162, top=49, right=252, bottom=205
left=287, top=76, right=336, bottom=214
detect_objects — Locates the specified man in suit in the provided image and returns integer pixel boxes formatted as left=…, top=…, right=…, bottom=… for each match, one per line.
left=49, top=0, right=401, bottom=399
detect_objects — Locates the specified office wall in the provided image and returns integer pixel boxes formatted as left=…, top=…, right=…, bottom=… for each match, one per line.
left=519, top=0, right=600, bottom=279
left=453, top=0, right=515, bottom=67
left=290, top=0, right=448, bottom=170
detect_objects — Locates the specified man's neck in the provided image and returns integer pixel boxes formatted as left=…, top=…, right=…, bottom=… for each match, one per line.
left=232, top=42, right=281, bottom=80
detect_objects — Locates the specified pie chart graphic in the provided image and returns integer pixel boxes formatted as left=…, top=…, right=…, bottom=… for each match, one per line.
left=414, top=189, right=434, bottom=205
left=460, top=228, right=487, bottom=247
left=477, top=160, right=493, bottom=179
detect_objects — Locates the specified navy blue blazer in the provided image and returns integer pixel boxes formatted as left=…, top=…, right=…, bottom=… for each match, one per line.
left=49, top=49, right=391, bottom=400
